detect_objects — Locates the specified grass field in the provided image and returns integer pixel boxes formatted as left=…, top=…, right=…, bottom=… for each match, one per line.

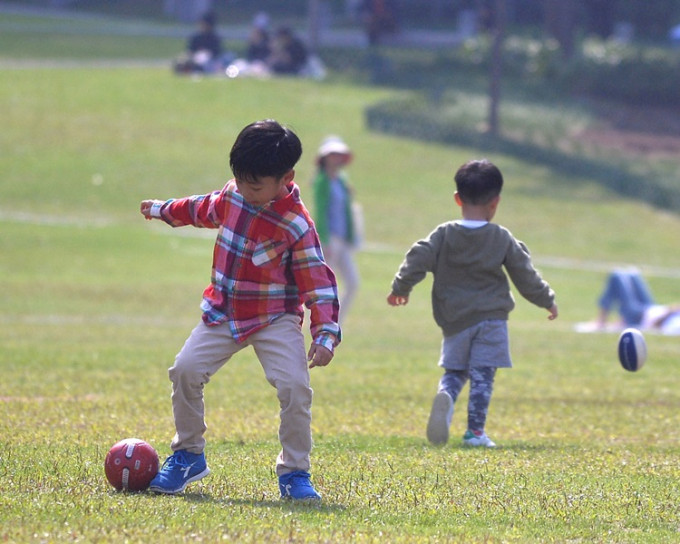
left=2, top=10, right=680, bottom=544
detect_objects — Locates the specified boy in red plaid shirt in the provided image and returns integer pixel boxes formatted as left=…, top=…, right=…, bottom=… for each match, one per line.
left=140, top=120, right=340, bottom=501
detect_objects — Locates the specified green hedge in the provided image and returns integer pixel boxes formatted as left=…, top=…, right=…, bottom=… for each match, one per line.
left=457, top=36, right=680, bottom=107
left=324, top=36, right=680, bottom=107
left=563, top=42, right=680, bottom=106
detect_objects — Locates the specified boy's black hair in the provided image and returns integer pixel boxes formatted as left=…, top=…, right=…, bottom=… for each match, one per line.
left=454, top=159, right=504, bottom=205
left=230, top=120, right=302, bottom=182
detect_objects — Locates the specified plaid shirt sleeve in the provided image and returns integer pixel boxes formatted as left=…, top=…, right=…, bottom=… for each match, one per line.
left=290, top=225, right=341, bottom=352
left=156, top=191, right=224, bottom=229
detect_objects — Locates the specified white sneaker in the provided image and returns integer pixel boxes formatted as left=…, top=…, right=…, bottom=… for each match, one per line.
left=463, top=429, right=496, bottom=448
left=426, top=391, right=454, bottom=445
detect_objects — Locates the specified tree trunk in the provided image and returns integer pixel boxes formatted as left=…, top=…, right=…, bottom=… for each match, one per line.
left=308, top=0, right=321, bottom=54
left=487, top=0, right=506, bottom=136
left=544, top=0, right=578, bottom=59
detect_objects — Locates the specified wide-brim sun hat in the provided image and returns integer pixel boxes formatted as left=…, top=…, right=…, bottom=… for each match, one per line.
left=317, top=136, right=353, bottom=162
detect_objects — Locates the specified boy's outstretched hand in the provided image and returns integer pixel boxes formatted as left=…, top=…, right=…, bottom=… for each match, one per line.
left=387, top=293, right=409, bottom=306
left=308, top=344, right=333, bottom=368
left=547, top=303, right=559, bottom=320
left=140, top=200, right=160, bottom=220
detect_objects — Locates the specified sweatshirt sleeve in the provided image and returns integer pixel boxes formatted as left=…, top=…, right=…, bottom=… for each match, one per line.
left=504, top=238, right=555, bottom=309
left=391, top=226, right=444, bottom=296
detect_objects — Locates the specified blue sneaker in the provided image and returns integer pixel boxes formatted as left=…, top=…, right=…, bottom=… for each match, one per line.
left=148, top=450, right=210, bottom=494
left=278, top=471, right=321, bottom=501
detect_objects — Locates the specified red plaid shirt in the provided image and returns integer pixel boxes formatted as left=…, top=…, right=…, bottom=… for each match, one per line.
left=154, top=180, right=340, bottom=352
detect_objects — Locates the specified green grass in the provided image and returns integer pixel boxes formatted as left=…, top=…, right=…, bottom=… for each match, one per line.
left=3, top=10, right=680, bottom=544
left=0, top=12, right=186, bottom=59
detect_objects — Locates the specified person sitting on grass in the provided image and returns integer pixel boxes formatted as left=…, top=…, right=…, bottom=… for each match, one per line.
left=595, top=268, right=680, bottom=335
left=268, top=26, right=309, bottom=75
left=387, top=159, right=558, bottom=448
left=140, top=119, right=340, bottom=501
left=174, top=11, right=225, bottom=74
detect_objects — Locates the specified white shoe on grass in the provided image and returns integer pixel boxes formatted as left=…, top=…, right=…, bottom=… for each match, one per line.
left=463, top=429, right=496, bottom=448
left=426, top=391, right=453, bottom=445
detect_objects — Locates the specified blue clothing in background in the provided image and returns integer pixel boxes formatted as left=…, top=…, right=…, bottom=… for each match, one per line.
left=598, top=269, right=655, bottom=326
left=327, top=178, right=349, bottom=239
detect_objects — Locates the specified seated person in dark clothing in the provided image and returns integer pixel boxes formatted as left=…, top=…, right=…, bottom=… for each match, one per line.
left=188, top=12, right=222, bottom=69
left=175, top=12, right=223, bottom=74
left=268, top=27, right=309, bottom=75
left=246, top=25, right=271, bottom=63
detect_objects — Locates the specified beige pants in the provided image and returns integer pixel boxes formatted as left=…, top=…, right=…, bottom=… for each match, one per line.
left=324, top=235, right=359, bottom=325
left=168, top=314, right=313, bottom=476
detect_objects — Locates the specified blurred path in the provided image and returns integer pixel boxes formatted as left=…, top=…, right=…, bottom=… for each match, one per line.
left=2, top=208, right=680, bottom=279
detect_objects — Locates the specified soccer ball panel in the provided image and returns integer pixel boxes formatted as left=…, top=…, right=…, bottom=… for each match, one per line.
left=618, top=328, right=647, bottom=372
left=104, top=438, right=159, bottom=491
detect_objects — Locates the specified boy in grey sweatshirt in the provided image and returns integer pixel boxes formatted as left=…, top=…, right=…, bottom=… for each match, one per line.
left=387, top=159, right=558, bottom=447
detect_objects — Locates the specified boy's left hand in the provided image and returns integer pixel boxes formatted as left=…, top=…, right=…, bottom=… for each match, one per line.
left=308, top=344, right=333, bottom=368
left=387, top=293, right=409, bottom=306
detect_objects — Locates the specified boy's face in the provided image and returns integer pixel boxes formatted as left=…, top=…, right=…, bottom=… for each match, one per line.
left=235, top=170, right=294, bottom=207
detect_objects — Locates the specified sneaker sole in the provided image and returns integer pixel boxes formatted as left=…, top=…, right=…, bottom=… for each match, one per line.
left=281, top=495, right=322, bottom=503
left=426, top=392, right=453, bottom=445
left=149, top=467, right=211, bottom=494
left=463, top=438, right=496, bottom=448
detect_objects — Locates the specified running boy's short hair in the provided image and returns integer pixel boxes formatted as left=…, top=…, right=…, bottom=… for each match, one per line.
left=229, top=119, right=302, bottom=182
left=454, top=159, right=504, bottom=205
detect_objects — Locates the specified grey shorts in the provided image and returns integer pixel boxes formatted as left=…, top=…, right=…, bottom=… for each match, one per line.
left=438, top=319, right=512, bottom=370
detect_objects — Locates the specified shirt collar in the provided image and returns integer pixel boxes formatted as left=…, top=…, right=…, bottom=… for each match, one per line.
left=456, top=219, right=488, bottom=229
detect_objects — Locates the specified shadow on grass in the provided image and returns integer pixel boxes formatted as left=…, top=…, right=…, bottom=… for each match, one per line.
left=365, top=101, right=680, bottom=213
left=180, top=492, right=347, bottom=512
left=424, top=441, right=561, bottom=452
left=316, top=433, right=563, bottom=453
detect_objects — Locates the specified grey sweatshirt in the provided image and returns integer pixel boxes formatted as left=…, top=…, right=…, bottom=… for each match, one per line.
left=391, top=221, right=555, bottom=336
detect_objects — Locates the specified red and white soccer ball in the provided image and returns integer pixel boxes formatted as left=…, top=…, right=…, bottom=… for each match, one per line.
left=104, top=438, right=159, bottom=492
